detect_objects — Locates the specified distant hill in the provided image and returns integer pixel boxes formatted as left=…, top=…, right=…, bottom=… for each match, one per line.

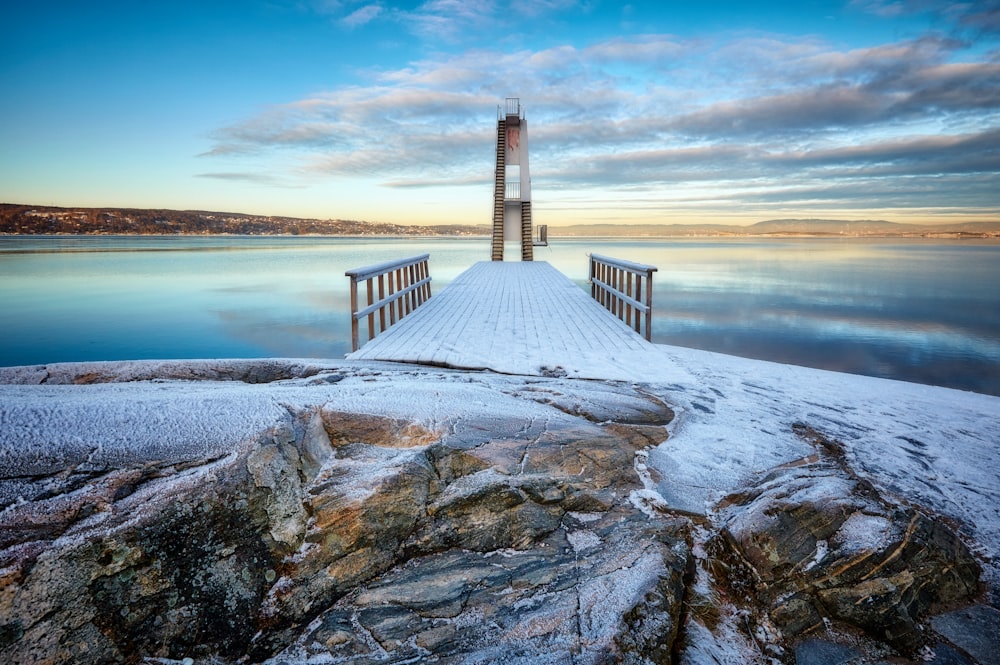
left=551, top=218, right=1000, bottom=237
left=2, top=204, right=997, bottom=238
left=0, top=204, right=489, bottom=237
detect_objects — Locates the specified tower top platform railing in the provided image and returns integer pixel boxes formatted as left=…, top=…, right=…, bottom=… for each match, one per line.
left=500, top=97, right=524, bottom=120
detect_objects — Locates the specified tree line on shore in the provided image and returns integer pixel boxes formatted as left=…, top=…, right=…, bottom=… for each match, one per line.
left=2, top=203, right=997, bottom=237
left=0, top=204, right=486, bottom=236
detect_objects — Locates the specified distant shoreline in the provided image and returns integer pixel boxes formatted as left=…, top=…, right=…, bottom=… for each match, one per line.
left=3, top=232, right=1000, bottom=241
left=2, top=203, right=998, bottom=238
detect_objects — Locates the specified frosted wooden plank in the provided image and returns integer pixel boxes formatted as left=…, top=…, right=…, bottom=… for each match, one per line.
left=348, top=261, right=659, bottom=378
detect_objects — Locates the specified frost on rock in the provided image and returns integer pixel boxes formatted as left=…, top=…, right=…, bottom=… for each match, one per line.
left=708, top=424, right=981, bottom=656
left=1, top=353, right=997, bottom=664
left=0, top=360, right=689, bottom=664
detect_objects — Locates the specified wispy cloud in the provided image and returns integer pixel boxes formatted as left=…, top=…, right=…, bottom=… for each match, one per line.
left=297, top=0, right=590, bottom=42
left=195, top=172, right=300, bottom=187
left=203, top=11, right=1000, bottom=217
left=852, top=0, right=1000, bottom=36
left=340, top=3, right=382, bottom=28
left=399, top=0, right=498, bottom=40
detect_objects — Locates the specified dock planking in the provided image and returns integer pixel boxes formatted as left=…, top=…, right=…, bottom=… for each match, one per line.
left=348, top=261, right=670, bottom=380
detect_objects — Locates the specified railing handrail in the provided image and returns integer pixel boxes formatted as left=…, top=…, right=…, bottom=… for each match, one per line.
left=588, top=254, right=657, bottom=341
left=499, top=98, right=524, bottom=120
left=353, top=276, right=431, bottom=320
left=346, top=254, right=432, bottom=352
left=345, top=253, right=430, bottom=282
left=589, top=253, right=657, bottom=276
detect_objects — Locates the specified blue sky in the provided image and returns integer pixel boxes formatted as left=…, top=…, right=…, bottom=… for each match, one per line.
left=2, top=0, right=998, bottom=226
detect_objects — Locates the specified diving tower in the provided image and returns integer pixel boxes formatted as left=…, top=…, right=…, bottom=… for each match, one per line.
left=491, top=98, right=535, bottom=261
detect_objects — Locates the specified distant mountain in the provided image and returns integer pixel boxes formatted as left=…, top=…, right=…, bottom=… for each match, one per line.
left=2, top=204, right=997, bottom=238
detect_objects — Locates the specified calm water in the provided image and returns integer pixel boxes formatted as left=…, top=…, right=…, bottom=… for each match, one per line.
left=2, top=235, right=998, bottom=396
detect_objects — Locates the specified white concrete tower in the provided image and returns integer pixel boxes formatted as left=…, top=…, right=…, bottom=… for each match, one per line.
left=491, top=98, right=533, bottom=261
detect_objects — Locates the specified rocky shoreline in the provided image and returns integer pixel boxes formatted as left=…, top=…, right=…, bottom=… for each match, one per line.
left=1, top=359, right=997, bottom=664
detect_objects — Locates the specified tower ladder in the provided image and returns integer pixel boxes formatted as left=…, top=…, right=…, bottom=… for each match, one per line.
left=491, top=118, right=506, bottom=261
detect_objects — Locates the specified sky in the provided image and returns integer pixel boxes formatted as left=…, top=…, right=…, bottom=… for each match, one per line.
left=2, top=1, right=999, bottom=227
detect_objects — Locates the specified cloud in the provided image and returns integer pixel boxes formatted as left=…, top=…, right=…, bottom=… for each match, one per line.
left=383, top=173, right=492, bottom=188
left=851, top=0, right=1000, bottom=36
left=340, top=4, right=382, bottom=27
left=195, top=172, right=296, bottom=186
left=772, top=127, right=1000, bottom=170
left=648, top=35, right=1000, bottom=140
left=509, top=0, right=578, bottom=16
left=203, top=24, right=1000, bottom=217
left=961, top=2, right=1000, bottom=35
left=850, top=0, right=910, bottom=19
left=583, top=35, right=686, bottom=64
left=298, top=0, right=572, bottom=42
left=394, top=0, right=498, bottom=41
left=298, top=0, right=345, bottom=15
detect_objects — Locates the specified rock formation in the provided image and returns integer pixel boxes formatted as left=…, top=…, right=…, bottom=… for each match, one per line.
left=0, top=360, right=991, bottom=663
left=0, top=362, right=689, bottom=663
left=706, top=424, right=981, bottom=659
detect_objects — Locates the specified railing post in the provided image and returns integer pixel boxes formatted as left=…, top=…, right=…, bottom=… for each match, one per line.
left=366, top=280, right=375, bottom=341
left=635, top=277, right=643, bottom=335
left=395, top=267, right=402, bottom=316
left=408, top=263, right=417, bottom=311
left=587, top=254, right=657, bottom=342
left=625, top=272, right=633, bottom=331
left=378, top=275, right=386, bottom=334
left=645, top=268, right=654, bottom=342
left=346, top=254, right=433, bottom=351
left=589, top=255, right=596, bottom=300
left=424, top=261, right=431, bottom=301
left=349, top=275, right=360, bottom=352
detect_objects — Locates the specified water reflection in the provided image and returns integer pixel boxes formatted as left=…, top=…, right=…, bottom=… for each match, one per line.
left=1, top=236, right=998, bottom=396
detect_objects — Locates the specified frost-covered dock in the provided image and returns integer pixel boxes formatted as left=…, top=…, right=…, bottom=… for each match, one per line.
left=345, top=98, right=671, bottom=379
left=348, top=261, right=665, bottom=379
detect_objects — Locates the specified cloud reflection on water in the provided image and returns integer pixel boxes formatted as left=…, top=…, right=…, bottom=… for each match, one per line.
left=1, top=236, right=997, bottom=396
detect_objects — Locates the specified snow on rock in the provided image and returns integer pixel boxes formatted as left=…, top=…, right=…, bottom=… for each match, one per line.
left=0, top=381, right=287, bottom=478
left=649, top=344, right=1000, bottom=592
left=0, top=360, right=687, bottom=664
left=0, top=347, right=998, bottom=664
left=709, top=424, right=980, bottom=655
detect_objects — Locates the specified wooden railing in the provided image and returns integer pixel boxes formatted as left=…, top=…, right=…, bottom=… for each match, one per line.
left=346, top=254, right=432, bottom=351
left=589, top=253, right=657, bottom=341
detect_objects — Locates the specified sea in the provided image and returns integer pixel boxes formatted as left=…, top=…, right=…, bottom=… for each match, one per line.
left=2, top=235, right=999, bottom=396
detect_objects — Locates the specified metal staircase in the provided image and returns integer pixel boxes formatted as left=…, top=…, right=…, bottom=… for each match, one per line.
left=520, top=201, right=533, bottom=261
left=491, top=118, right=506, bottom=261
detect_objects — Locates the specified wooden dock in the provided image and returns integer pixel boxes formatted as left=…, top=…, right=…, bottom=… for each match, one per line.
left=348, top=261, right=676, bottom=381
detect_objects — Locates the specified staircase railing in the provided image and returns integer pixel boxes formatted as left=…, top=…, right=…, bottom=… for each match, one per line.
left=346, top=254, right=432, bottom=351
left=589, top=254, right=657, bottom=341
